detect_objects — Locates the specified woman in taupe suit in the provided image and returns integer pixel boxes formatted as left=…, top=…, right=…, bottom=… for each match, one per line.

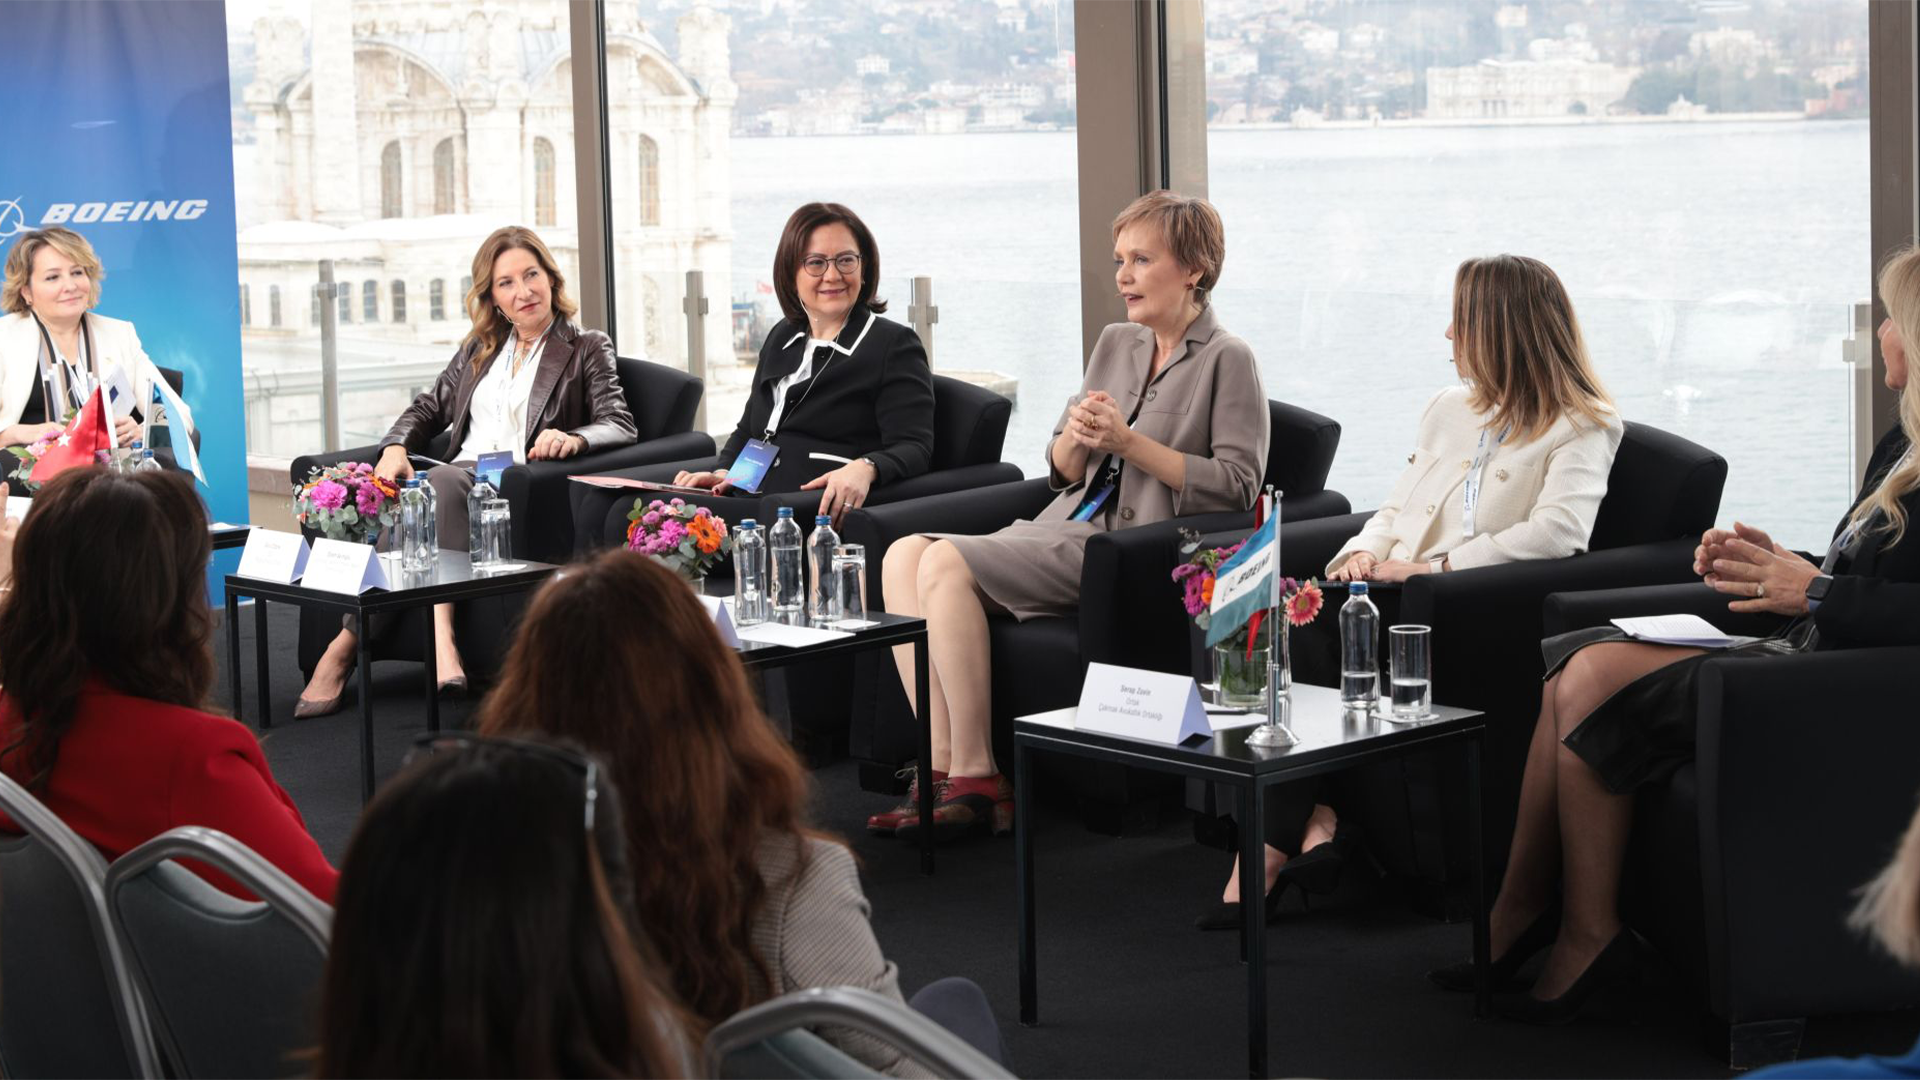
left=871, top=191, right=1270, bottom=842
left=295, top=226, right=637, bottom=717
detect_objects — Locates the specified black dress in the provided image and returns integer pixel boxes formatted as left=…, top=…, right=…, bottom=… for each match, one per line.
left=1551, top=426, right=1920, bottom=793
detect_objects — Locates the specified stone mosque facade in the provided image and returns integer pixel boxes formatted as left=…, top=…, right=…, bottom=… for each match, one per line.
left=234, top=0, right=733, bottom=456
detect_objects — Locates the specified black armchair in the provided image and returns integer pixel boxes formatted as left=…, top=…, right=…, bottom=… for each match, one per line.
left=1542, top=583, right=1920, bottom=1067
left=840, top=399, right=1348, bottom=827
left=1192, top=421, right=1728, bottom=909
left=288, top=357, right=709, bottom=678
left=581, top=373, right=1022, bottom=547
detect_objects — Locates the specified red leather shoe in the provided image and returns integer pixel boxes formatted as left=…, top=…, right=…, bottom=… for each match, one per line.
left=895, top=773, right=1013, bottom=843
left=865, top=765, right=945, bottom=836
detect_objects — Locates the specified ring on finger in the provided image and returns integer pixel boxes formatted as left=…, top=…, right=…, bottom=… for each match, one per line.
left=1756, top=582, right=1767, bottom=598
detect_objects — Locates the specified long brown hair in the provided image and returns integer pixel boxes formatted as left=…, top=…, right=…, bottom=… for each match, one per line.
left=461, top=225, right=578, bottom=372
left=316, top=739, right=685, bottom=1077
left=1451, top=254, right=1615, bottom=442
left=771, top=202, right=887, bottom=324
left=0, top=468, right=215, bottom=790
left=476, top=550, right=817, bottom=1027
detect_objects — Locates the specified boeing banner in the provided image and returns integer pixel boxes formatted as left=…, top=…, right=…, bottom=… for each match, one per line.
left=2, top=0, right=246, bottom=530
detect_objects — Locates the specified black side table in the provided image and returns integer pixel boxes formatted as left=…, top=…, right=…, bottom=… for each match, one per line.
left=225, top=550, right=559, bottom=800
left=730, top=610, right=935, bottom=873
left=1015, top=683, right=1490, bottom=1079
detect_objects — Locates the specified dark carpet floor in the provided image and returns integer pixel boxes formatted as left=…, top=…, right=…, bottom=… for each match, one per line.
left=221, top=604, right=1919, bottom=1079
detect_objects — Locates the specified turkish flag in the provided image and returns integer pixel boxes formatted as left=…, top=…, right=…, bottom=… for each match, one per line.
left=34, top=386, right=113, bottom=483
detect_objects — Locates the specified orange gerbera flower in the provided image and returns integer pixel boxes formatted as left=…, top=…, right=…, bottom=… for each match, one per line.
left=1201, top=577, right=1215, bottom=606
left=688, top=513, right=724, bottom=555
left=372, top=475, right=399, bottom=499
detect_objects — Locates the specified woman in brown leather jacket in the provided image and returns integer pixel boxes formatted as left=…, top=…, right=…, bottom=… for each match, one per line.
left=294, top=226, right=636, bottom=717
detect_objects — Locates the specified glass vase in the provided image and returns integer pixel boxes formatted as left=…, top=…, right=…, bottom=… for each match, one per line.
left=1212, top=623, right=1271, bottom=708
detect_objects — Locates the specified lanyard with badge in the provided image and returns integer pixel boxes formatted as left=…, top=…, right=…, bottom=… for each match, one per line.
left=1069, top=379, right=1152, bottom=523
left=727, top=343, right=836, bottom=495
left=1461, top=423, right=1511, bottom=538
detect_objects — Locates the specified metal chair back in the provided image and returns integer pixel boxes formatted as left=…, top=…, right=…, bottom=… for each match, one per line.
left=104, top=826, right=331, bottom=1080
left=0, top=773, right=160, bottom=1078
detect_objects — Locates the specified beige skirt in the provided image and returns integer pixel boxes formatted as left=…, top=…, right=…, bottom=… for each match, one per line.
left=925, top=518, right=1104, bottom=622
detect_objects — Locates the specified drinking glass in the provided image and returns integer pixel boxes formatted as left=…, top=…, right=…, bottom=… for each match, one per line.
left=831, top=544, right=866, bottom=627
left=1387, top=624, right=1433, bottom=722
left=474, top=499, right=512, bottom=570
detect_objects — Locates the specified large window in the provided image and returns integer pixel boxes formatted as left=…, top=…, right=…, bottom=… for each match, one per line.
left=1204, top=0, right=1869, bottom=548
left=617, top=0, right=1077, bottom=466
left=433, top=138, right=456, bottom=215
left=380, top=141, right=402, bottom=219
left=230, top=1, right=579, bottom=462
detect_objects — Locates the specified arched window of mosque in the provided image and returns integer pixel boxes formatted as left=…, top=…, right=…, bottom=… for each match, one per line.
left=433, top=139, right=456, bottom=215
left=362, top=280, right=378, bottom=322
left=338, top=284, right=352, bottom=325
left=638, top=135, right=661, bottom=227
left=269, top=285, right=282, bottom=327
left=239, top=284, right=251, bottom=327
left=380, top=141, right=403, bottom=219
left=391, top=280, right=407, bottom=323
left=534, top=138, right=557, bottom=227
left=430, top=279, right=446, bottom=321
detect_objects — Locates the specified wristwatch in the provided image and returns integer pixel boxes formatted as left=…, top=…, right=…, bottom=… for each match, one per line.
left=1428, top=556, right=1446, bottom=575
left=1805, top=573, right=1834, bottom=611
left=859, top=456, right=880, bottom=475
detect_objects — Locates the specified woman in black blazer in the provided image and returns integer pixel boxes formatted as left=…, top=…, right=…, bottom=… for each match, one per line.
left=1437, top=246, right=1920, bottom=1025
left=570, top=202, right=933, bottom=544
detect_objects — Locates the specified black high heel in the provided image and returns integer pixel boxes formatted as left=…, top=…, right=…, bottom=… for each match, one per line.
left=1194, top=877, right=1297, bottom=931
left=1494, top=928, right=1641, bottom=1025
left=1427, top=899, right=1561, bottom=993
left=1277, top=819, right=1361, bottom=897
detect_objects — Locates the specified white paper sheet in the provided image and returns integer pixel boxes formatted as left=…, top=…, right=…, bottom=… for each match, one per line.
left=730, top=614, right=854, bottom=648
left=1611, top=614, right=1758, bottom=649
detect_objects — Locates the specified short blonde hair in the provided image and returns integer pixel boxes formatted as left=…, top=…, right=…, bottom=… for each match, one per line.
left=1, top=227, right=105, bottom=316
left=1852, top=795, right=1920, bottom=967
left=1451, top=254, right=1614, bottom=442
left=1111, top=190, right=1226, bottom=296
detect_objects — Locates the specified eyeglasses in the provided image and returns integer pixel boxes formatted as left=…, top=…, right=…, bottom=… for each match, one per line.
left=406, top=731, right=600, bottom=830
left=801, top=254, right=861, bottom=278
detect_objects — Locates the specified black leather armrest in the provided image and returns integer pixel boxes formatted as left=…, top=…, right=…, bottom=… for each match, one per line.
left=500, top=431, right=718, bottom=561
left=866, top=462, right=1026, bottom=506
left=838, top=479, right=1055, bottom=609
left=1409, top=537, right=1701, bottom=626
left=1275, top=511, right=1373, bottom=578
left=1081, top=516, right=1239, bottom=672
left=1541, top=579, right=1786, bottom=639
left=1694, top=647, right=1920, bottom=1019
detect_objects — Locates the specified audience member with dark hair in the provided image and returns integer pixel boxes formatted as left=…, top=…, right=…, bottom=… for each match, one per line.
left=569, top=200, right=935, bottom=539
left=316, top=732, right=688, bottom=1078
left=0, top=468, right=336, bottom=900
left=477, top=551, right=1004, bottom=1077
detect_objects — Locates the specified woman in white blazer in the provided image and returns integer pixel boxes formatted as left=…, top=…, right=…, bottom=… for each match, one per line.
left=1199, top=254, right=1623, bottom=932
left=0, top=227, right=160, bottom=454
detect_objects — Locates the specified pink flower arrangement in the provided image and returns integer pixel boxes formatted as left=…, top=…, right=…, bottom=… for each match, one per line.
left=1171, top=529, right=1323, bottom=647
left=6, top=427, right=72, bottom=492
left=294, top=461, right=401, bottom=543
left=626, top=497, right=730, bottom=581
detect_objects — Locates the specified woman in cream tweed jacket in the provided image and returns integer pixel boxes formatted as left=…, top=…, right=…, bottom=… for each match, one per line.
left=1329, top=256, right=1623, bottom=583
left=1203, top=254, right=1623, bottom=931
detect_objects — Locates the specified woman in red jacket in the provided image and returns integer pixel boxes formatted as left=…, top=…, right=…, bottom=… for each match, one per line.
left=0, top=467, right=336, bottom=901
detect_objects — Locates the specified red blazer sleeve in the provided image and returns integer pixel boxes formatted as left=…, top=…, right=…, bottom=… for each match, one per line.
left=167, top=722, right=339, bottom=903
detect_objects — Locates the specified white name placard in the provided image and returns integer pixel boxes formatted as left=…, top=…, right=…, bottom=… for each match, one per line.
left=303, top=538, right=390, bottom=595
left=1075, top=662, right=1210, bottom=745
left=699, top=594, right=741, bottom=647
left=235, top=528, right=310, bottom=584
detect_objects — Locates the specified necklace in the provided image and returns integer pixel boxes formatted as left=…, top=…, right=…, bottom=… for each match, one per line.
left=508, top=317, right=553, bottom=377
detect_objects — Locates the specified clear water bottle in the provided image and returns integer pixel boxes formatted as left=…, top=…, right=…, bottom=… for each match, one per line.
left=132, top=441, right=161, bottom=473
left=1339, top=581, right=1380, bottom=711
left=807, top=513, right=840, bottom=623
left=467, top=473, right=496, bottom=561
left=398, top=478, right=434, bottom=573
left=769, top=506, right=804, bottom=616
left=733, top=519, right=769, bottom=625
